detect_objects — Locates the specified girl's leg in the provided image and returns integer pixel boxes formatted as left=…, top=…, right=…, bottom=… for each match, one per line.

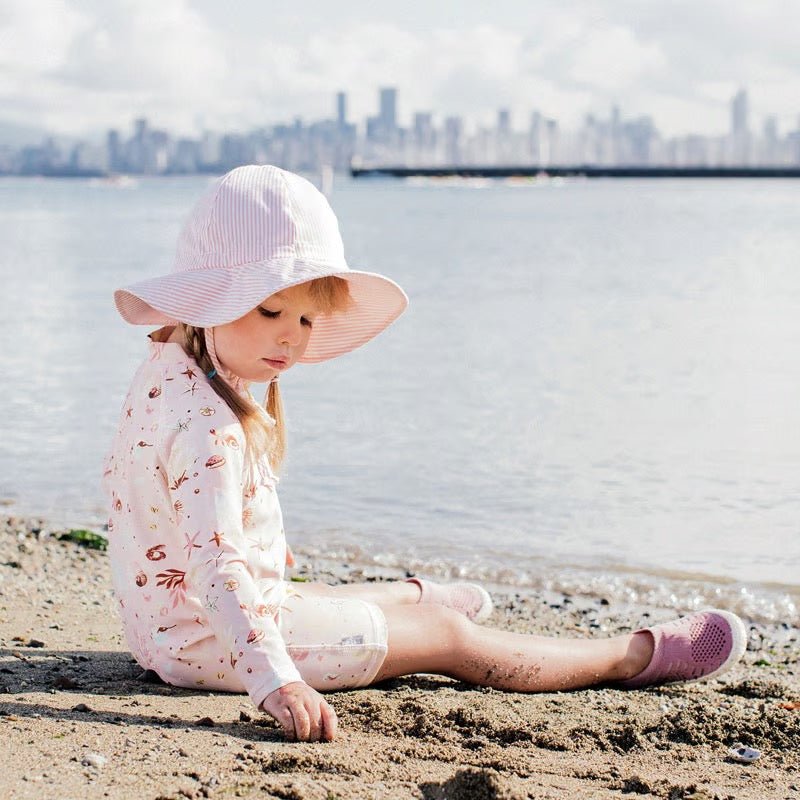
left=372, top=604, right=654, bottom=691
left=290, top=579, right=492, bottom=622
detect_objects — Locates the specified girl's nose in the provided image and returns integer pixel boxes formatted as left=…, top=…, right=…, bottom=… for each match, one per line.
left=278, top=321, right=303, bottom=347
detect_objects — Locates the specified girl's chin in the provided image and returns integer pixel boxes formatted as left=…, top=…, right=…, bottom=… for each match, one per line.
left=253, top=370, right=280, bottom=384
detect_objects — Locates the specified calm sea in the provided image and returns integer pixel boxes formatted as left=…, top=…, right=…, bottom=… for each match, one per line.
left=1, top=174, right=798, bottom=623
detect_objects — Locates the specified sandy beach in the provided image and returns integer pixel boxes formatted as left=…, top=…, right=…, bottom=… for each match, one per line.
left=1, top=515, right=798, bottom=800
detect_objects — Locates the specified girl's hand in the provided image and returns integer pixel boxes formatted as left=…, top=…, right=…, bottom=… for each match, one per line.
left=261, top=681, right=338, bottom=742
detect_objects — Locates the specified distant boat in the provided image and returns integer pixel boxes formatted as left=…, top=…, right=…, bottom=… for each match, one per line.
left=89, top=173, right=137, bottom=188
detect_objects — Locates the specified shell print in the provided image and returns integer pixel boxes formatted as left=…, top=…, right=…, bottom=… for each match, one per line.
left=148, top=385, right=161, bottom=399
left=135, top=571, right=148, bottom=587
left=205, top=455, right=226, bottom=469
left=146, top=544, right=167, bottom=561
left=199, top=406, right=215, bottom=416
left=247, top=629, right=265, bottom=644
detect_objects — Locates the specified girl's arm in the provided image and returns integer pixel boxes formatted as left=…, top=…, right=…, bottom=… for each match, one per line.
left=164, top=415, right=304, bottom=711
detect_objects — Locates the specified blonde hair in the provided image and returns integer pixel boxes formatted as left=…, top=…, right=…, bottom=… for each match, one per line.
left=180, top=276, right=352, bottom=473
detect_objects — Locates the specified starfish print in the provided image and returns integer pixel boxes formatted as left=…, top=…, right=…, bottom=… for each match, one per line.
left=204, top=594, right=219, bottom=614
left=175, top=417, right=191, bottom=433
left=180, top=368, right=197, bottom=379
left=247, top=535, right=269, bottom=554
left=183, top=381, right=199, bottom=396
left=126, top=407, right=133, bottom=418
left=209, top=530, right=224, bottom=547
left=183, top=530, right=202, bottom=559
left=205, top=550, right=223, bottom=568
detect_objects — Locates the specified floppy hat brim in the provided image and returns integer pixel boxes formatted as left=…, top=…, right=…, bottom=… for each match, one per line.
left=114, top=259, right=408, bottom=363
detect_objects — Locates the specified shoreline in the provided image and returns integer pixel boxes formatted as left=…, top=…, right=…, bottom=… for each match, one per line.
left=7, top=497, right=798, bottom=626
left=2, top=515, right=799, bottom=799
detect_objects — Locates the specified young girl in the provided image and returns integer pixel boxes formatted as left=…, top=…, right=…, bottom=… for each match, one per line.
left=106, top=165, right=747, bottom=743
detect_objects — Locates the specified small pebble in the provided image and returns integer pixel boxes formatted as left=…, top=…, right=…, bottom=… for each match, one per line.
left=195, top=716, right=215, bottom=727
left=81, top=753, right=108, bottom=769
left=72, top=703, right=92, bottom=713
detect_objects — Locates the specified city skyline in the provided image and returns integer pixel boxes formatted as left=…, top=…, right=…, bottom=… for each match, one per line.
left=4, top=84, right=798, bottom=177
left=2, top=0, right=799, bottom=144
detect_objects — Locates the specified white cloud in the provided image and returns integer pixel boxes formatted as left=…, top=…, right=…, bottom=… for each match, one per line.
left=0, top=0, right=88, bottom=72
left=0, top=0, right=798, bottom=139
left=566, top=24, right=666, bottom=92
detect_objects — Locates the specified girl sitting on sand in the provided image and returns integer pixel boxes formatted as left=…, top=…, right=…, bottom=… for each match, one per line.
left=105, top=165, right=747, bottom=743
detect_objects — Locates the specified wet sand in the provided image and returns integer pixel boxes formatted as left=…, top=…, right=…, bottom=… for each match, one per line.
left=1, top=515, right=799, bottom=799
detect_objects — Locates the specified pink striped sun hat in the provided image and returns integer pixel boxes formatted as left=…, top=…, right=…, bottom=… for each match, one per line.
left=114, top=164, right=408, bottom=363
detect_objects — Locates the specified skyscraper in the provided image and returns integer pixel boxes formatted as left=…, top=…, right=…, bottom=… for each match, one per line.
left=497, top=109, right=511, bottom=136
left=730, top=88, right=750, bottom=164
left=731, top=89, right=749, bottom=137
left=336, top=92, right=347, bottom=128
left=379, top=87, right=397, bottom=131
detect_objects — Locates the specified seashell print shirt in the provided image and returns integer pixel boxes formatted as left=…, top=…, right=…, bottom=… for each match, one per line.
left=103, top=336, right=303, bottom=709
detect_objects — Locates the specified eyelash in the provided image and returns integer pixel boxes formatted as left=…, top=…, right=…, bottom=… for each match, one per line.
left=258, top=307, right=313, bottom=328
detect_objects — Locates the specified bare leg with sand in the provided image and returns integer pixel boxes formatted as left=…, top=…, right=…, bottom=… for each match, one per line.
left=296, top=581, right=746, bottom=692
left=374, top=604, right=654, bottom=690
left=293, top=581, right=654, bottom=690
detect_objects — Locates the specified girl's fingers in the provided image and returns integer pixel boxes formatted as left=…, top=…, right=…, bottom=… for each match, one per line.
left=305, top=703, right=323, bottom=742
left=290, top=703, right=312, bottom=742
left=320, top=699, right=338, bottom=741
left=279, top=707, right=296, bottom=740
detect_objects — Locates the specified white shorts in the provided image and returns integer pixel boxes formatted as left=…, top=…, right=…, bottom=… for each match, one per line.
left=280, top=588, right=389, bottom=690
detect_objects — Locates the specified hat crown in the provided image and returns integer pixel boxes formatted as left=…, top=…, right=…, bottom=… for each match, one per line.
left=173, top=165, right=347, bottom=274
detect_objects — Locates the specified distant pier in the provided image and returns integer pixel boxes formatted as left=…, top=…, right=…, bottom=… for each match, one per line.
left=351, top=165, right=800, bottom=179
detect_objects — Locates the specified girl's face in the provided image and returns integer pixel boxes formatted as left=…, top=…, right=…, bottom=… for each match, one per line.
left=212, top=284, right=317, bottom=382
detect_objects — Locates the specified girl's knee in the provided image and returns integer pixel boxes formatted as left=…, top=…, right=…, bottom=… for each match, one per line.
left=424, top=604, right=475, bottom=650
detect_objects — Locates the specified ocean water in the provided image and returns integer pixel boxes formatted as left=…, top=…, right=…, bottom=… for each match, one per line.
left=1, top=174, right=798, bottom=624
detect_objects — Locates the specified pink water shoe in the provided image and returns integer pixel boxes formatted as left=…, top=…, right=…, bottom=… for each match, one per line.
left=408, top=578, right=494, bottom=623
left=619, top=609, right=747, bottom=689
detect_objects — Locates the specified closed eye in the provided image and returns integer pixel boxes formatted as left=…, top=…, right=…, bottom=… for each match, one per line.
left=259, top=306, right=314, bottom=328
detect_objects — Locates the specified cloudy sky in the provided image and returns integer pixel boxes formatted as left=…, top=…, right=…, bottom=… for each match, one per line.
left=1, top=0, right=798, bottom=142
